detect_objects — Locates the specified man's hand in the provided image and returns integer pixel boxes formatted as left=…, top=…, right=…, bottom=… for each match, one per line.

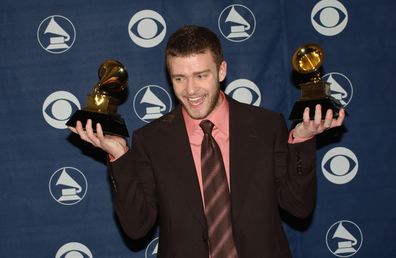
left=68, top=119, right=128, bottom=160
left=293, top=104, right=345, bottom=139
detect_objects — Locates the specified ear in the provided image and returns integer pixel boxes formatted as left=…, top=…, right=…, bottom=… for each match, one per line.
left=218, top=61, right=227, bottom=82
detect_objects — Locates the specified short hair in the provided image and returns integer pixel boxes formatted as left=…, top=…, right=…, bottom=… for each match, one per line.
left=165, top=25, right=224, bottom=69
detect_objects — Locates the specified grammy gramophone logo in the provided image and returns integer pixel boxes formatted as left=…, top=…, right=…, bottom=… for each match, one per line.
left=145, top=237, right=159, bottom=258
left=133, top=85, right=173, bottom=123
left=218, top=4, right=256, bottom=42
left=326, top=220, right=363, bottom=257
left=37, top=15, right=76, bottom=54
left=49, top=167, right=88, bottom=205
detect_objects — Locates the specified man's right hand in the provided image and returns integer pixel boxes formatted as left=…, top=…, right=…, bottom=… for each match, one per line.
left=68, top=119, right=128, bottom=160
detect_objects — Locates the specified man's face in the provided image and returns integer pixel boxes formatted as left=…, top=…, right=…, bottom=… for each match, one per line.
left=167, top=51, right=227, bottom=120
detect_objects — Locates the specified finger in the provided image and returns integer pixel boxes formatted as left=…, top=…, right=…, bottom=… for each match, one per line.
left=75, top=120, right=87, bottom=136
left=85, top=119, right=100, bottom=146
left=323, top=109, right=333, bottom=128
left=74, top=120, right=94, bottom=144
left=332, top=108, right=346, bottom=127
left=314, top=104, right=322, bottom=127
left=96, top=122, right=105, bottom=141
left=75, top=120, right=84, bottom=134
left=302, top=107, right=311, bottom=127
left=68, top=126, right=77, bottom=134
left=85, top=119, right=93, bottom=132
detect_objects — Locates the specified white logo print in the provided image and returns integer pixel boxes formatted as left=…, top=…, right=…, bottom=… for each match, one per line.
left=49, top=167, right=88, bottom=205
left=55, top=242, right=93, bottom=258
left=311, top=0, right=348, bottom=36
left=218, top=4, right=256, bottom=42
left=326, top=220, right=363, bottom=257
left=322, top=147, right=358, bottom=184
left=225, top=79, right=261, bottom=107
left=128, top=10, right=166, bottom=48
left=42, top=91, right=80, bottom=129
left=322, top=72, right=353, bottom=107
left=133, top=85, right=173, bottom=123
left=37, top=15, right=76, bottom=54
left=145, top=237, right=159, bottom=258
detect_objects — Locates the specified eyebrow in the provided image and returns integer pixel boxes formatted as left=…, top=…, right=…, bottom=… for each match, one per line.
left=171, top=69, right=211, bottom=78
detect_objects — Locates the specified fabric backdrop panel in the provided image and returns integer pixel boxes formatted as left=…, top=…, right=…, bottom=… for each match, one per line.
left=1, top=0, right=395, bottom=257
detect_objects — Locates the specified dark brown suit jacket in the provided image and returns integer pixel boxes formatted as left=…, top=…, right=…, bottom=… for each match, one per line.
left=109, top=97, right=317, bottom=258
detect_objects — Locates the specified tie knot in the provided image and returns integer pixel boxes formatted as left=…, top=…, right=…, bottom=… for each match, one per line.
left=200, top=120, right=214, bottom=134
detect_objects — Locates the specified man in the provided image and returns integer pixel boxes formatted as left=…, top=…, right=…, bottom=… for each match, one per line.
left=69, top=25, right=344, bottom=258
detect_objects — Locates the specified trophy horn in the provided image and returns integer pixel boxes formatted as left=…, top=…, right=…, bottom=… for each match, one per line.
left=66, top=59, right=130, bottom=137
left=93, top=59, right=128, bottom=95
left=292, top=44, right=324, bottom=82
left=288, top=43, right=345, bottom=121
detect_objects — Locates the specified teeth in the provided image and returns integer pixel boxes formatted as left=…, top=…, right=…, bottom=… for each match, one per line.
left=187, top=96, right=204, bottom=105
left=189, top=97, right=202, bottom=101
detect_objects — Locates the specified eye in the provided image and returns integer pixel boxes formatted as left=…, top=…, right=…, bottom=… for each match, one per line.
left=312, top=6, right=346, bottom=29
left=196, top=73, right=208, bottom=80
left=323, top=154, right=356, bottom=177
left=173, top=76, right=184, bottom=83
left=42, top=91, right=80, bottom=129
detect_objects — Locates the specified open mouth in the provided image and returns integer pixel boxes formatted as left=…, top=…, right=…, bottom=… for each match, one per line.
left=186, top=95, right=206, bottom=107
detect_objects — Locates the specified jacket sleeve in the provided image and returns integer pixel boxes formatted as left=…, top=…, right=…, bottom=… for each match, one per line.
left=274, top=113, right=317, bottom=218
left=108, top=131, right=158, bottom=239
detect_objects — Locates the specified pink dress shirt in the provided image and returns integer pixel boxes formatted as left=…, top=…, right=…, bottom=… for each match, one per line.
left=182, top=92, right=231, bottom=204
left=182, top=92, right=312, bottom=204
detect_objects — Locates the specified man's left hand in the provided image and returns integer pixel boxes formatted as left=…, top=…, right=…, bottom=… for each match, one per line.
left=293, top=104, right=345, bottom=139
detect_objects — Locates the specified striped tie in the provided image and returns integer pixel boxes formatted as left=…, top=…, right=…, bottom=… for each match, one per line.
left=200, top=120, right=238, bottom=258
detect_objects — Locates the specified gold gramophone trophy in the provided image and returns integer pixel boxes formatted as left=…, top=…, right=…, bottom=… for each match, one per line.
left=288, top=44, right=344, bottom=121
left=66, top=59, right=129, bottom=137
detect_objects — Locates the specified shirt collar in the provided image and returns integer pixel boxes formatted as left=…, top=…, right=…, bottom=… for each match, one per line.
left=182, top=91, right=229, bottom=138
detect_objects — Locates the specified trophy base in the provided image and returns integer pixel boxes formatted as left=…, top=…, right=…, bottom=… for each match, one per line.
left=66, top=110, right=129, bottom=137
left=288, top=97, right=344, bottom=121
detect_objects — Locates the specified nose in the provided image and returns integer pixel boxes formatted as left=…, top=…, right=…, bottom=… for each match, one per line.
left=185, top=79, right=196, bottom=95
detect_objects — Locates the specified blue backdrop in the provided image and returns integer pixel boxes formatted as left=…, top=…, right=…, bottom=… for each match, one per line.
left=1, top=0, right=395, bottom=257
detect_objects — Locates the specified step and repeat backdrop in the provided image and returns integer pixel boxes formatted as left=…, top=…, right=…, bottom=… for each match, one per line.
left=1, top=0, right=395, bottom=257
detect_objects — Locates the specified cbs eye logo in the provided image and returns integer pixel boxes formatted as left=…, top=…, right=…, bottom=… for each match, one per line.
left=321, top=147, right=358, bottom=184
left=128, top=10, right=166, bottom=48
left=225, top=79, right=261, bottom=107
left=311, top=0, right=348, bottom=36
left=55, top=242, right=93, bottom=258
left=42, top=91, right=80, bottom=129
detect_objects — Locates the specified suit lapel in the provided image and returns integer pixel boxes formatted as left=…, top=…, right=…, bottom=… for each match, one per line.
left=160, top=99, right=261, bottom=228
left=160, top=106, right=207, bottom=228
left=228, top=98, right=262, bottom=223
